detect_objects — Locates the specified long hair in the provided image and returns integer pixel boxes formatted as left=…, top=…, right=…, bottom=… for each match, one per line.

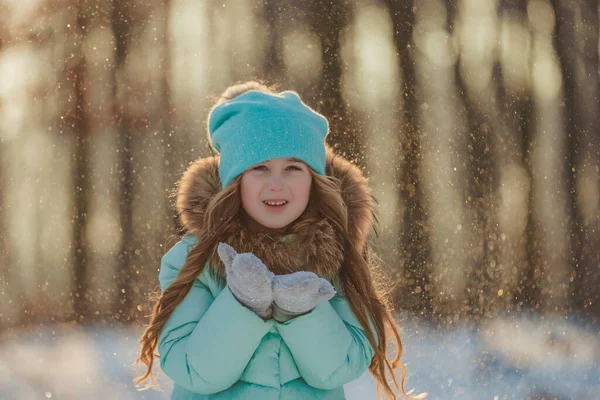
left=310, top=172, right=423, bottom=399
left=134, top=175, right=242, bottom=388
left=135, top=81, right=424, bottom=399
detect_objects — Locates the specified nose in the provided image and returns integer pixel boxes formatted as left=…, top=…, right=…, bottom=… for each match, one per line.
left=267, top=174, right=284, bottom=191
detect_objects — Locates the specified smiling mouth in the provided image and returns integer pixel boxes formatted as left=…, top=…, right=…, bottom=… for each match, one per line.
left=263, top=200, right=288, bottom=207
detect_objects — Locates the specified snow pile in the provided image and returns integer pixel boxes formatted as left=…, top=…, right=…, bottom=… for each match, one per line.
left=0, top=315, right=597, bottom=399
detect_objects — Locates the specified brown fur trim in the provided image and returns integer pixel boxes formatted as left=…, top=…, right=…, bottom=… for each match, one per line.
left=174, top=146, right=374, bottom=278
left=325, top=149, right=375, bottom=253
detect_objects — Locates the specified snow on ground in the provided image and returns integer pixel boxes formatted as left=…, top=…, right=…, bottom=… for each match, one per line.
left=0, top=314, right=597, bottom=400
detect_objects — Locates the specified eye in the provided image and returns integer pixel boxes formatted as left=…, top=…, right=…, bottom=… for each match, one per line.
left=253, top=165, right=268, bottom=171
left=286, top=165, right=303, bottom=171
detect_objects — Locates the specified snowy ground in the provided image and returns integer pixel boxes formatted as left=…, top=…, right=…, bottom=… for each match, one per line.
left=0, top=314, right=598, bottom=400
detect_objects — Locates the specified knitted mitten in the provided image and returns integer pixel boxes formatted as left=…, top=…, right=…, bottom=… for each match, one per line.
left=217, top=243, right=274, bottom=319
left=272, top=271, right=336, bottom=323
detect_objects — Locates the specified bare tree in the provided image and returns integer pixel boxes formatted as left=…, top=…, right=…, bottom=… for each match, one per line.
left=448, top=0, right=503, bottom=318
left=111, top=0, right=134, bottom=321
left=72, top=2, right=92, bottom=321
left=307, top=0, right=364, bottom=166
left=385, top=0, right=434, bottom=313
left=263, top=0, right=286, bottom=85
left=493, top=0, right=540, bottom=315
left=0, top=34, right=14, bottom=326
left=159, top=0, right=180, bottom=241
left=551, top=0, right=600, bottom=317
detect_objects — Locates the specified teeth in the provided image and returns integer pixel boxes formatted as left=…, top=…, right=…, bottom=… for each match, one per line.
left=264, top=200, right=287, bottom=206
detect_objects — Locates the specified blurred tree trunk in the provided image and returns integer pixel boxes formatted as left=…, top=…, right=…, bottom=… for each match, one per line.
left=497, top=0, right=539, bottom=314
left=0, top=39, right=9, bottom=326
left=0, top=133, right=13, bottom=327
left=72, top=3, right=91, bottom=322
left=447, top=0, right=501, bottom=319
left=551, top=0, right=600, bottom=317
left=489, top=0, right=535, bottom=315
left=577, top=0, right=600, bottom=319
left=455, top=76, right=500, bottom=318
left=0, top=211, right=9, bottom=326
left=111, top=0, right=134, bottom=321
left=160, top=0, right=179, bottom=238
left=263, top=0, right=285, bottom=85
left=386, top=0, right=434, bottom=313
left=308, top=0, right=363, bottom=166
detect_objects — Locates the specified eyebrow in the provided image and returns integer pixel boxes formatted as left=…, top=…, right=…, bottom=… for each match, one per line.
left=256, top=158, right=304, bottom=166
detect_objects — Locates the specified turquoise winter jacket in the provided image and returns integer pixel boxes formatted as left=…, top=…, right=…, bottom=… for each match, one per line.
left=158, top=149, right=380, bottom=399
left=158, top=233, right=375, bottom=400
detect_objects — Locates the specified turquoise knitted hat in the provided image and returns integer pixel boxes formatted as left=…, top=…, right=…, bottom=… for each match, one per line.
left=208, top=90, right=329, bottom=187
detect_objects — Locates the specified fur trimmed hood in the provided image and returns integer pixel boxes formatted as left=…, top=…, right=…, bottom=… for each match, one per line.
left=175, top=146, right=375, bottom=279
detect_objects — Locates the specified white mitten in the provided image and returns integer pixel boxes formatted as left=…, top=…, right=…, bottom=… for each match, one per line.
left=217, top=243, right=274, bottom=319
left=272, top=271, right=336, bottom=322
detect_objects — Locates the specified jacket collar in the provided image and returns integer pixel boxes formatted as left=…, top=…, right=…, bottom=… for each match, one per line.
left=175, top=146, right=375, bottom=278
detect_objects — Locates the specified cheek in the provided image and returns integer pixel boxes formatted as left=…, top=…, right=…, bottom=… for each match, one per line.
left=294, top=176, right=312, bottom=202
left=240, top=176, right=260, bottom=205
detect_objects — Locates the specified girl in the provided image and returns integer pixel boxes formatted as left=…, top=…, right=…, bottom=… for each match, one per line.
left=135, top=82, right=423, bottom=399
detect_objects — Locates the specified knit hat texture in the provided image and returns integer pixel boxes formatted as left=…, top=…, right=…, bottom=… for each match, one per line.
left=208, top=90, right=329, bottom=187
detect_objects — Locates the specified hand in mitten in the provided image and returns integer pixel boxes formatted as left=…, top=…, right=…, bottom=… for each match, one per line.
left=272, top=271, right=336, bottom=322
left=217, top=243, right=275, bottom=319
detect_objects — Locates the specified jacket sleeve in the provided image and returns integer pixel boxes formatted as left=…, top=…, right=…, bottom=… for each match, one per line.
left=157, top=235, right=275, bottom=394
left=276, top=292, right=376, bottom=390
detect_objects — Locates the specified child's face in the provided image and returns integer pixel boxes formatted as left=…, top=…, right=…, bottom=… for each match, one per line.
left=240, top=157, right=312, bottom=230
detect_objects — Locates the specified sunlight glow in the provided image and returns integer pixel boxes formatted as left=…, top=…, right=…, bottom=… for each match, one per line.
left=415, top=27, right=458, bottom=68
left=531, top=40, right=562, bottom=101
left=282, top=29, right=322, bottom=83
left=169, top=0, right=210, bottom=116
left=456, top=0, right=498, bottom=91
left=414, top=0, right=468, bottom=304
left=341, top=3, right=403, bottom=257
left=500, top=16, right=532, bottom=95
left=0, top=45, right=41, bottom=141
left=527, top=0, right=556, bottom=35
left=351, top=4, right=398, bottom=106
